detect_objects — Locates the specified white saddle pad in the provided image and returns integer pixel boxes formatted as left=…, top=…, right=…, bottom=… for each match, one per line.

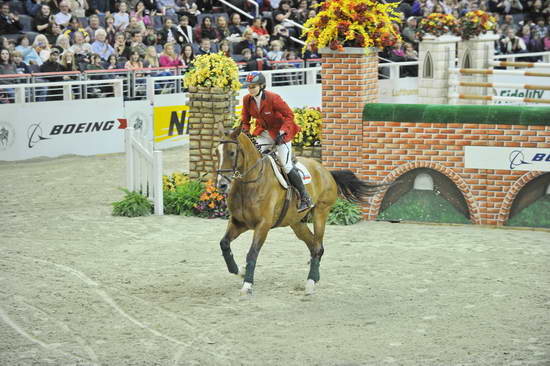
left=266, top=155, right=312, bottom=189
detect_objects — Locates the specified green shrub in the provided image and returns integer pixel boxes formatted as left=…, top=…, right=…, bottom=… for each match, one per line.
left=164, top=180, right=204, bottom=215
left=112, top=188, right=153, bottom=217
left=327, top=198, right=362, bottom=225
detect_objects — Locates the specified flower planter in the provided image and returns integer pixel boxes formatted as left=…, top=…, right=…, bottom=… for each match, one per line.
left=294, top=145, right=322, bottom=162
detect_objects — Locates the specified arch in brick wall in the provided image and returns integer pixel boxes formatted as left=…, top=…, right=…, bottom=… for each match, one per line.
left=368, top=161, right=482, bottom=224
left=497, top=171, right=548, bottom=226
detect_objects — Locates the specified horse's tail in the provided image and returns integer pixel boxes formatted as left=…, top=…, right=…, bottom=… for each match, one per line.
left=330, top=170, right=386, bottom=204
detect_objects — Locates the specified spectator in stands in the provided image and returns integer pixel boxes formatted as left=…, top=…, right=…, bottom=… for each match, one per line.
left=63, top=16, right=89, bottom=40
left=158, top=18, right=178, bottom=44
left=270, top=23, right=290, bottom=48
left=69, top=31, right=93, bottom=63
left=495, top=0, right=524, bottom=14
left=0, top=48, right=16, bottom=101
left=402, top=16, right=419, bottom=47
left=159, top=42, right=182, bottom=66
left=195, top=0, right=215, bottom=14
left=89, top=0, right=112, bottom=14
left=143, top=23, right=157, bottom=45
left=33, top=33, right=52, bottom=61
left=234, top=28, right=256, bottom=56
left=219, top=39, right=230, bottom=56
left=15, top=35, right=42, bottom=65
left=46, top=22, right=63, bottom=47
left=533, top=16, right=548, bottom=38
left=157, top=0, right=181, bottom=16
left=240, top=48, right=255, bottom=70
left=143, top=45, right=159, bottom=67
left=175, top=15, right=194, bottom=44
left=91, top=28, right=114, bottom=60
left=250, top=16, right=269, bottom=38
left=113, top=32, right=130, bottom=59
left=176, top=0, right=199, bottom=26
left=272, top=0, right=295, bottom=36
left=86, top=52, right=104, bottom=70
left=216, top=15, right=231, bottom=41
left=38, top=47, right=63, bottom=76
left=0, top=2, right=23, bottom=35
left=124, top=50, right=143, bottom=68
left=105, top=53, right=118, bottom=69
left=228, top=12, right=245, bottom=36
left=500, top=27, right=527, bottom=53
left=131, top=1, right=152, bottom=29
left=55, top=33, right=71, bottom=54
left=267, top=39, right=285, bottom=61
left=126, top=16, right=145, bottom=35
left=33, top=4, right=53, bottom=33
left=54, top=1, right=72, bottom=28
left=180, top=42, right=194, bottom=66
left=128, top=31, right=147, bottom=57
left=500, top=14, right=519, bottom=33
left=292, top=0, right=308, bottom=24
left=404, top=41, right=418, bottom=59
left=12, top=50, right=31, bottom=73
left=196, top=16, right=219, bottom=43
left=196, top=37, right=211, bottom=54
left=85, top=14, right=102, bottom=42
left=59, top=50, right=79, bottom=71
left=301, top=43, right=319, bottom=60
left=104, top=14, right=117, bottom=45
left=114, top=2, right=130, bottom=31
left=519, top=23, right=533, bottom=45
left=253, top=47, right=271, bottom=69
left=68, top=0, right=89, bottom=18
left=26, top=0, right=46, bottom=17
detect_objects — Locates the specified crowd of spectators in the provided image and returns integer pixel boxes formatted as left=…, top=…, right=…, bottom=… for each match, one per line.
left=0, top=0, right=550, bottom=83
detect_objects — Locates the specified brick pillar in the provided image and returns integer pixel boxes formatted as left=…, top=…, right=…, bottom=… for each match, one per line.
left=320, top=47, right=378, bottom=176
left=319, top=47, right=378, bottom=218
left=187, top=86, right=237, bottom=182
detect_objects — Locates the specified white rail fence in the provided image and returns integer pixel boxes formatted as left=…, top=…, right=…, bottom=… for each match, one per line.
left=125, top=127, right=164, bottom=215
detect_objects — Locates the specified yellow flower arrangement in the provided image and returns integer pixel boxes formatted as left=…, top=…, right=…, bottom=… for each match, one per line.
left=184, top=52, right=241, bottom=92
left=162, top=172, right=189, bottom=192
left=457, top=10, right=497, bottom=40
left=301, top=0, right=402, bottom=53
left=416, top=13, right=459, bottom=40
left=292, top=107, right=322, bottom=147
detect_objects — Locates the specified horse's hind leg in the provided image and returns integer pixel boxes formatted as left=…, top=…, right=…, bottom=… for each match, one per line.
left=290, top=221, right=322, bottom=295
left=220, top=218, right=248, bottom=275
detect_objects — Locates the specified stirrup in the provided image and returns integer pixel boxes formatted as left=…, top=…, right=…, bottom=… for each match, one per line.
left=297, top=195, right=314, bottom=212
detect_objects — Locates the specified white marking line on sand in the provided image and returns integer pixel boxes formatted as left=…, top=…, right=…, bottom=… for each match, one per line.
left=0, top=305, right=93, bottom=364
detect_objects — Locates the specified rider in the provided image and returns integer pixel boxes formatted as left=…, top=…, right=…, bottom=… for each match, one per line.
left=240, top=71, right=314, bottom=212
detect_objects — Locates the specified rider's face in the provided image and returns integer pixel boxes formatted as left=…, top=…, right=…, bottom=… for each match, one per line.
left=247, top=84, right=260, bottom=97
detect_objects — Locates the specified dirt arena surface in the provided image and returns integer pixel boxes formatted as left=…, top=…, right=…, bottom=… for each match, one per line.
left=1, top=146, right=549, bottom=366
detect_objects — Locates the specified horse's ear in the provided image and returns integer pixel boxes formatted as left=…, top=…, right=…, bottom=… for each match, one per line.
left=229, top=127, right=241, bottom=140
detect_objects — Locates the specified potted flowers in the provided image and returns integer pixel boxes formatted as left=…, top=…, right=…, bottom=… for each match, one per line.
left=457, top=10, right=497, bottom=40
left=183, top=52, right=241, bottom=92
left=416, top=13, right=459, bottom=40
left=301, top=0, right=402, bottom=53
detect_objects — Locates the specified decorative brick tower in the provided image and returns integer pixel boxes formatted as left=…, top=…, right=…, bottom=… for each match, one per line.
left=319, top=47, right=378, bottom=183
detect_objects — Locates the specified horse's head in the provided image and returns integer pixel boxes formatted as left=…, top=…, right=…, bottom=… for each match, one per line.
left=215, top=127, right=242, bottom=194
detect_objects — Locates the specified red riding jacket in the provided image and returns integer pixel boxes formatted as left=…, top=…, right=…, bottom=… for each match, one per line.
left=241, top=90, right=300, bottom=143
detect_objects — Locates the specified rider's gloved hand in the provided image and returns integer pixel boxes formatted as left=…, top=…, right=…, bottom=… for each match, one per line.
left=274, top=132, right=286, bottom=145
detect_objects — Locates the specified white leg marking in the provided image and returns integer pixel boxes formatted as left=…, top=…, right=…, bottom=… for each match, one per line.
left=240, top=282, right=253, bottom=296
left=305, top=279, right=315, bottom=295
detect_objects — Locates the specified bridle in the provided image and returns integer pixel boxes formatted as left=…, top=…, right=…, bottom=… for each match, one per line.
left=216, top=140, right=267, bottom=184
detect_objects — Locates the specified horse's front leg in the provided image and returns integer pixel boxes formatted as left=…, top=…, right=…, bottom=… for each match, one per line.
left=241, top=222, right=270, bottom=296
left=220, top=218, right=248, bottom=275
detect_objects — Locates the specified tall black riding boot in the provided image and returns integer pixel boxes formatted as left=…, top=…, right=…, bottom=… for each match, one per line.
left=287, top=167, right=314, bottom=212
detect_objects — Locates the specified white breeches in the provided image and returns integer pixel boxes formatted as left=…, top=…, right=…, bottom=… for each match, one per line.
left=256, top=131, right=294, bottom=173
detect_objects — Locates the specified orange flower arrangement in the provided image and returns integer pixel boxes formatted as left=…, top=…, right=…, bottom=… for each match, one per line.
left=301, top=0, right=402, bottom=52
left=457, top=10, right=497, bottom=40
left=195, top=179, right=228, bottom=218
left=416, top=13, right=459, bottom=40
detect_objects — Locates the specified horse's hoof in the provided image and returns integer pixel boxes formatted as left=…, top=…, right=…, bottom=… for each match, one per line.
left=240, top=282, right=253, bottom=296
left=305, top=279, right=315, bottom=295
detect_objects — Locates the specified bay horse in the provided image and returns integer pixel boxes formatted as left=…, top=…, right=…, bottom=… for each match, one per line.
left=215, top=128, right=381, bottom=296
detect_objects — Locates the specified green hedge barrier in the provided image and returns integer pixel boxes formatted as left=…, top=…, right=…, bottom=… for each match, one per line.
left=363, top=103, right=550, bottom=126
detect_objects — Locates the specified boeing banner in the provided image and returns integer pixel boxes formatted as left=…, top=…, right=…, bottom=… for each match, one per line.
left=465, top=146, right=550, bottom=171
